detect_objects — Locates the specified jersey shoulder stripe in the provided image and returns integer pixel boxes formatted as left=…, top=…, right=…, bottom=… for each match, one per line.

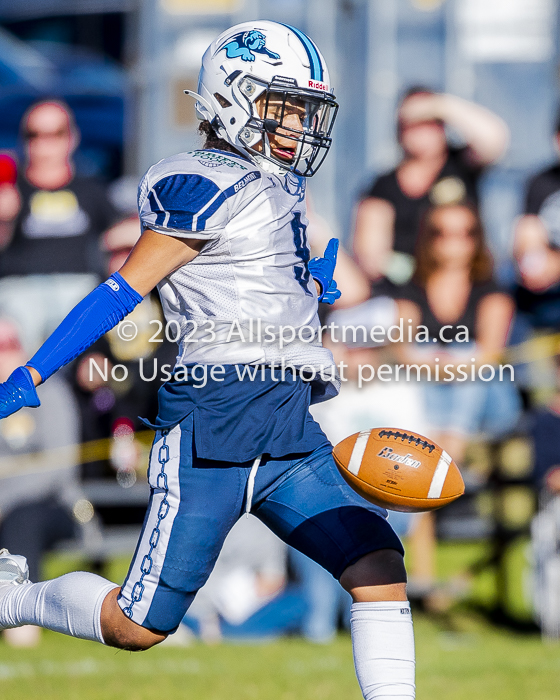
left=151, top=173, right=221, bottom=230
left=139, top=151, right=264, bottom=236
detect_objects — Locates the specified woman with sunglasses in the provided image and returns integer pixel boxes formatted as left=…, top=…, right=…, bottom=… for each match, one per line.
left=394, top=202, right=521, bottom=597
left=0, top=100, right=119, bottom=353
left=395, top=201, right=520, bottom=463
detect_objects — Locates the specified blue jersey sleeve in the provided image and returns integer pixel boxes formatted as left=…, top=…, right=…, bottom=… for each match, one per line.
left=139, top=173, right=229, bottom=238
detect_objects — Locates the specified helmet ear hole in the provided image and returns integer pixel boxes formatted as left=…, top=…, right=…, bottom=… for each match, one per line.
left=214, top=92, right=232, bottom=109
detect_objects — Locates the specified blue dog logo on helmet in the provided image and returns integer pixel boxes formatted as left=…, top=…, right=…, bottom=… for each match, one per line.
left=220, top=30, right=280, bottom=62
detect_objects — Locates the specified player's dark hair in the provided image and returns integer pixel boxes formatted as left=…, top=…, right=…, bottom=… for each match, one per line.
left=413, top=201, right=494, bottom=286
left=199, top=120, right=240, bottom=155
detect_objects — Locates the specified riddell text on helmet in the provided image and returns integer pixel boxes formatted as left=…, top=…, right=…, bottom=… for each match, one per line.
left=309, top=79, right=328, bottom=91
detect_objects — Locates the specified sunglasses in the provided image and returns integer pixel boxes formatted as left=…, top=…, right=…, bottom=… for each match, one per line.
left=25, top=128, right=70, bottom=141
left=431, top=225, right=478, bottom=237
left=0, top=337, right=21, bottom=352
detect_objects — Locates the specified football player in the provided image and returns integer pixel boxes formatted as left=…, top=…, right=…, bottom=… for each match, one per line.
left=0, top=22, right=414, bottom=699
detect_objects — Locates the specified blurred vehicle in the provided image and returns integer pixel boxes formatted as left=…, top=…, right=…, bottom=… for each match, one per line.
left=0, top=28, right=125, bottom=179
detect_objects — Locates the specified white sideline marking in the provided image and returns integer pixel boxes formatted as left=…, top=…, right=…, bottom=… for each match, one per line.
left=0, top=657, right=203, bottom=679
left=347, top=430, right=372, bottom=475
left=427, top=450, right=452, bottom=498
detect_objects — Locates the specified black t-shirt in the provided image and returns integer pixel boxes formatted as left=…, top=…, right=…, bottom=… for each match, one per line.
left=528, top=407, right=560, bottom=489
left=525, top=164, right=560, bottom=215
left=363, top=147, right=483, bottom=257
left=515, top=164, right=560, bottom=318
left=523, top=164, right=560, bottom=247
left=0, top=176, right=117, bottom=277
left=395, top=278, right=503, bottom=343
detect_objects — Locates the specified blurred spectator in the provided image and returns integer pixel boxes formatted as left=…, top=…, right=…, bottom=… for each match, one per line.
left=289, top=547, right=351, bottom=644
left=0, top=153, right=19, bottom=250
left=181, top=515, right=302, bottom=643
left=527, top=356, right=560, bottom=493
left=531, top=494, right=560, bottom=639
left=393, top=202, right=520, bottom=597
left=0, top=317, right=90, bottom=647
left=513, top=113, right=560, bottom=332
left=353, top=88, right=509, bottom=289
left=394, top=202, right=520, bottom=463
left=528, top=356, right=560, bottom=638
left=0, top=100, right=119, bottom=353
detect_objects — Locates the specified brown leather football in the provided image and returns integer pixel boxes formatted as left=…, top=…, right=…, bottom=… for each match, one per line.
left=333, top=427, right=464, bottom=513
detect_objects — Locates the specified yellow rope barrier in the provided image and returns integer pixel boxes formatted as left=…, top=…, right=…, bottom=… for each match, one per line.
left=504, top=332, right=560, bottom=365
left=0, top=430, right=154, bottom=479
left=1, top=331, right=560, bottom=479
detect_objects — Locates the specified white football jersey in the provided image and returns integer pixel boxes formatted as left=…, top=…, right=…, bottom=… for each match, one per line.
left=138, top=148, right=338, bottom=397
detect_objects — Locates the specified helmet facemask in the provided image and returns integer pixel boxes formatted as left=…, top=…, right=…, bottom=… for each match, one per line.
left=236, top=77, right=338, bottom=177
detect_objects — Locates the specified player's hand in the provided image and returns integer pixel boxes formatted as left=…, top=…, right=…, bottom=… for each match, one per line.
left=309, top=238, right=342, bottom=305
left=320, top=278, right=341, bottom=305
left=0, top=366, right=40, bottom=419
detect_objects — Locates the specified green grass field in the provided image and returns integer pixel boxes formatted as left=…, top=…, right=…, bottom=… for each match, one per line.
left=1, top=617, right=559, bottom=700
left=0, top=542, right=558, bottom=700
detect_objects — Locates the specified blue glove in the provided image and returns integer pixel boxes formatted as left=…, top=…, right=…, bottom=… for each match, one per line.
left=308, top=238, right=342, bottom=305
left=0, top=366, right=40, bottom=419
left=320, top=278, right=341, bottom=305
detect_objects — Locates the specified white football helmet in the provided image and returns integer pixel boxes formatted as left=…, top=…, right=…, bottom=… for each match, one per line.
left=186, top=20, right=338, bottom=177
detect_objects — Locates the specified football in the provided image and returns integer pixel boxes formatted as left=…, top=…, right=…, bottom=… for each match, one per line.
left=333, top=427, right=464, bottom=513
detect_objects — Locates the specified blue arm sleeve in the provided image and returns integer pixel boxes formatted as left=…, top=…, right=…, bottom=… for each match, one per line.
left=27, top=271, right=143, bottom=382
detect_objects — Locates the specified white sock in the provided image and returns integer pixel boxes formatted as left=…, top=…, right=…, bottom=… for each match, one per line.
left=0, top=572, right=118, bottom=644
left=351, top=601, right=415, bottom=700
